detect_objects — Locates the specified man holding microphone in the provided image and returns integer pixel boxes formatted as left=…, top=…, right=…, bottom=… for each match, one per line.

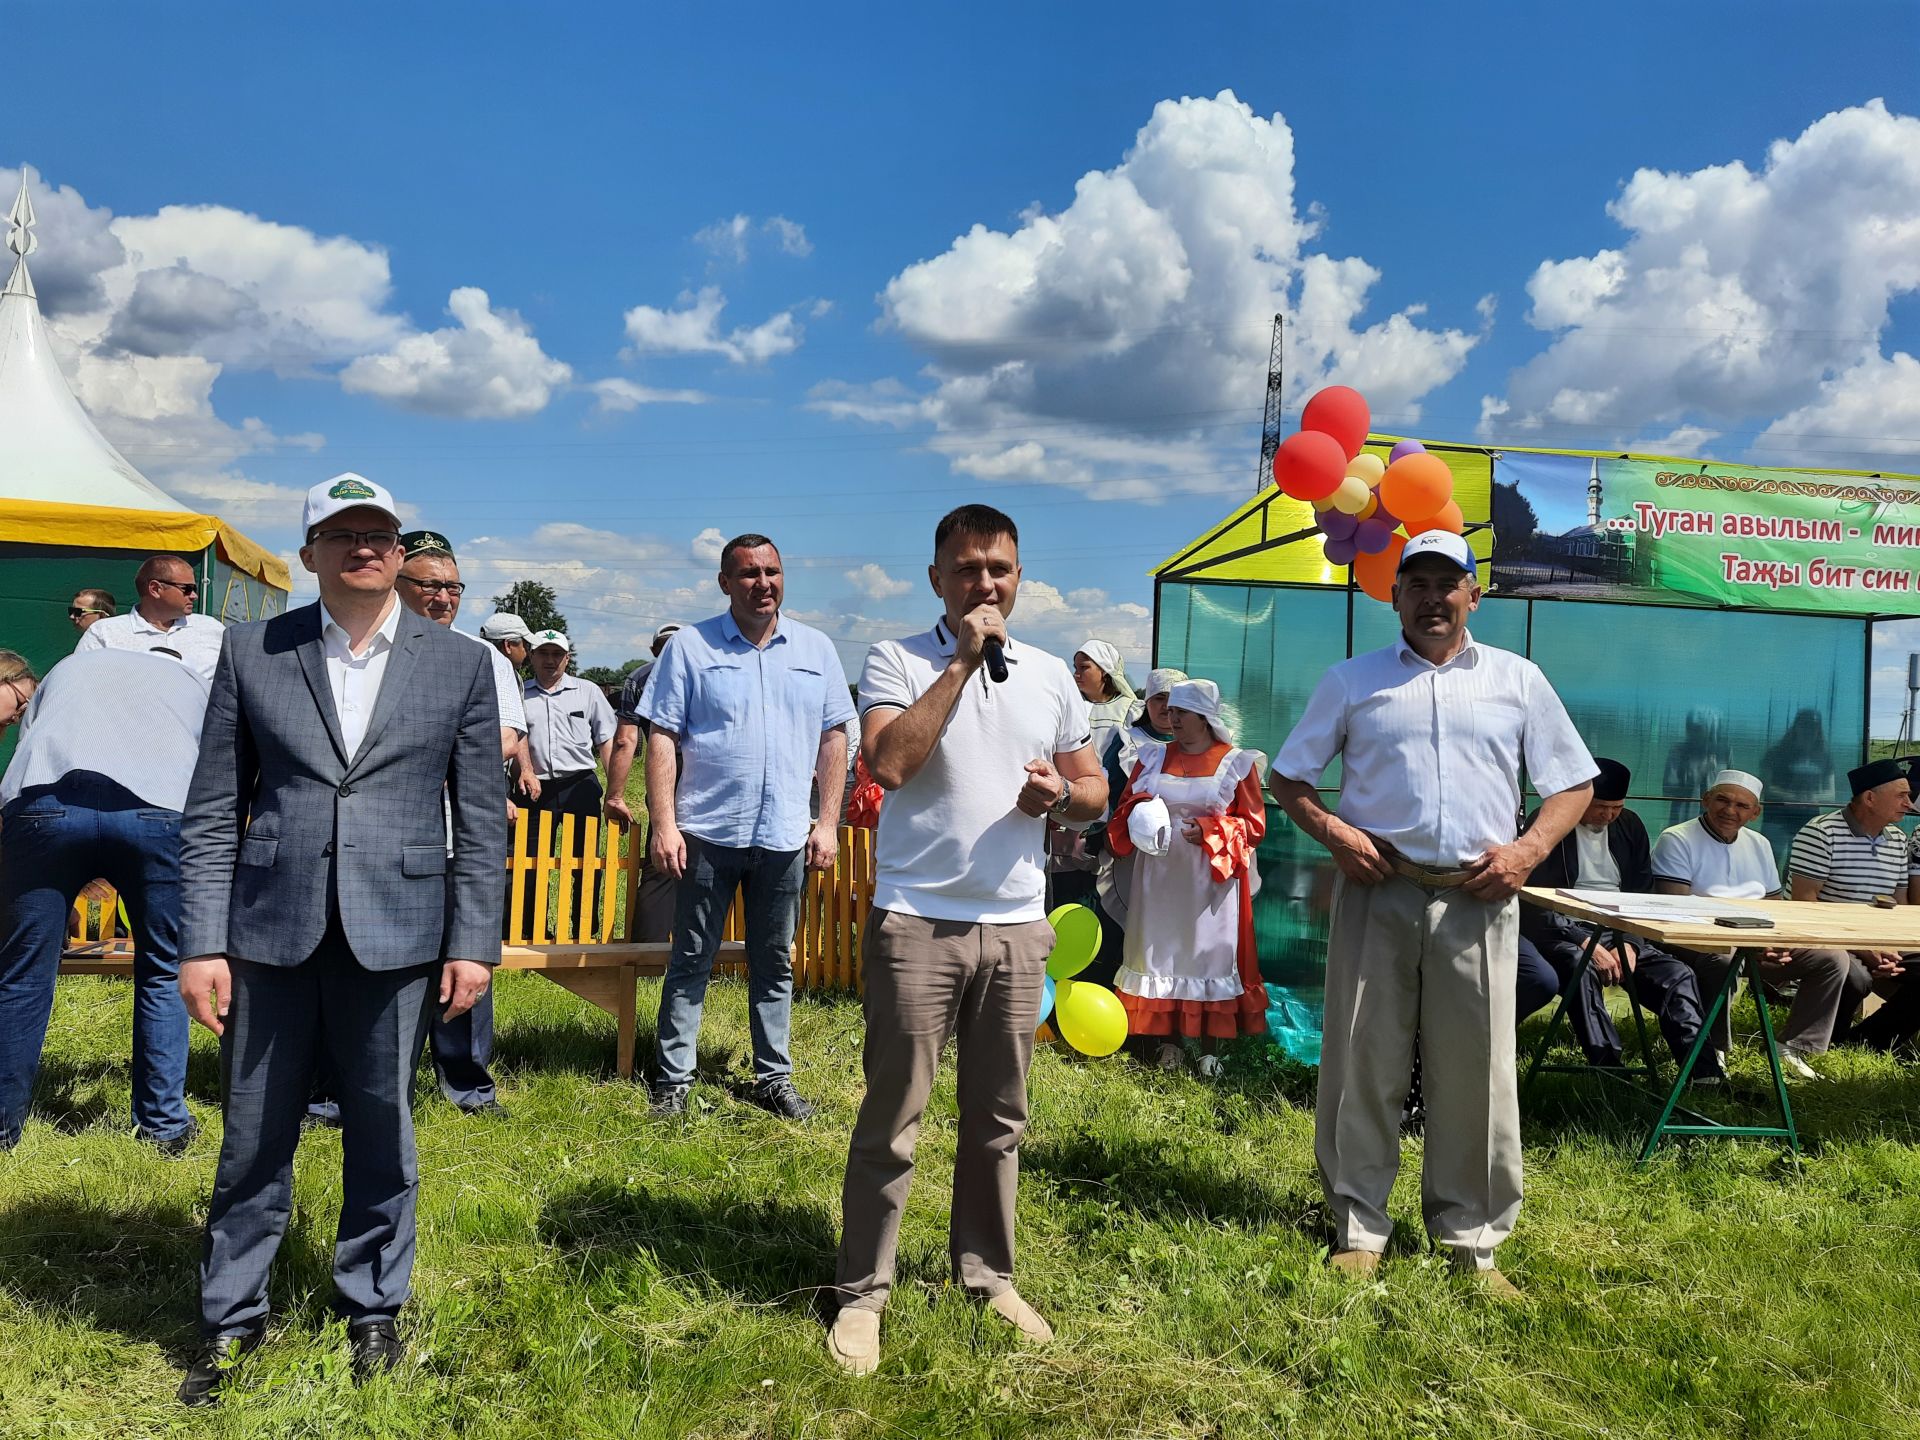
left=828, top=504, right=1105, bottom=1375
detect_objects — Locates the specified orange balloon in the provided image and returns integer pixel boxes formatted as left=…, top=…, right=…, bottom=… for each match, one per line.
left=1353, top=533, right=1407, bottom=603
left=1379, top=452, right=1453, bottom=523
left=1405, top=499, right=1464, bottom=536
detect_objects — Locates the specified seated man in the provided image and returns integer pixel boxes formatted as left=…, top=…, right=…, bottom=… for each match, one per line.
left=1521, top=758, right=1722, bottom=1081
left=1651, top=768, right=1853, bottom=1080
left=1775, top=759, right=1915, bottom=1062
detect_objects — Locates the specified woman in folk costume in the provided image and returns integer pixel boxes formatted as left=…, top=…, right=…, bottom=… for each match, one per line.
left=1052, top=639, right=1140, bottom=906
left=1106, top=679, right=1267, bottom=1076
left=1081, top=668, right=1184, bottom=988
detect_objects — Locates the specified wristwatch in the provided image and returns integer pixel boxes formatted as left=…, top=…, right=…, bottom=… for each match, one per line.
left=1049, top=783, right=1074, bottom=819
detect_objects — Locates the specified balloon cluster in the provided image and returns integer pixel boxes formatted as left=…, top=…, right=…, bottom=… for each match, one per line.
left=1271, top=385, right=1465, bottom=603
left=1039, top=905, right=1128, bottom=1057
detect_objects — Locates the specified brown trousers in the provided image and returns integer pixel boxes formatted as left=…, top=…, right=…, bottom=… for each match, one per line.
left=833, top=908, right=1053, bottom=1313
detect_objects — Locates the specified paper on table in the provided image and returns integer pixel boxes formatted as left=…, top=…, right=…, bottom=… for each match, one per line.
left=1554, top=889, right=1772, bottom=924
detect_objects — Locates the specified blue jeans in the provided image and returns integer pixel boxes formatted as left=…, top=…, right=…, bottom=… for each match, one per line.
left=653, top=836, right=804, bottom=1088
left=0, top=773, right=192, bottom=1146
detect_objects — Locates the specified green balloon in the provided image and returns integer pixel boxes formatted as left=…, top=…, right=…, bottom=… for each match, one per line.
left=1045, top=903, right=1103, bottom=981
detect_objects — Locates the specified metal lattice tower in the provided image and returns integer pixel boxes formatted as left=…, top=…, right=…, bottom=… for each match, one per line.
left=1255, top=313, right=1284, bottom=492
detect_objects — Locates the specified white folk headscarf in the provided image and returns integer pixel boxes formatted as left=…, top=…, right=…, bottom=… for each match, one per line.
left=1076, top=639, right=1137, bottom=700
left=1144, top=667, right=1187, bottom=700
left=1166, top=679, right=1235, bottom=745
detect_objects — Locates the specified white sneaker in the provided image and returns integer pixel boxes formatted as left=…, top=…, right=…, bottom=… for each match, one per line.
left=1196, top=1054, right=1224, bottom=1080
left=1778, top=1049, right=1820, bottom=1081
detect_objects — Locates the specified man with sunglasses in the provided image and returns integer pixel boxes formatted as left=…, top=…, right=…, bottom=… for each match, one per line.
left=76, top=555, right=224, bottom=679
left=68, top=588, right=116, bottom=633
left=173, top=473, right=505, bottom=1402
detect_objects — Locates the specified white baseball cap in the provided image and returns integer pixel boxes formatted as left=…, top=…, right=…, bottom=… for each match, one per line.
left=303, top=473, right=401, bottom=537
left=1396, top=530, right=1477, bottom=578
left=529, top=629, right=572, bottom=654
left=480, top=613, right=534, bottom=643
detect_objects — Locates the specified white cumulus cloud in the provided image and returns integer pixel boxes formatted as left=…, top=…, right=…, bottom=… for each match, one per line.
left=690, top=527, right=726, bottom=565
left=809, top=90, right=1478, bottom=502
left=1482, top=100, right=1920, bottom=465
left=844, top=563, right=912, bottom=600
left=588, top=377, right=712, bottom=411
left=340, top=287, right=572, bottom=419
left=622, top=285, right=801, bottom=365
left=694, top=213, right=813, bottom=262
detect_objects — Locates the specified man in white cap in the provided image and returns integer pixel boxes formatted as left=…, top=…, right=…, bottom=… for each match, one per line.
left=521, top=629, right=617, bottom=937
left=1272, top=529, right=1595, bottom=1297
left=479, top=612, right=533, bottom=676
left=77, top=553, right=227, bottom=679
left=604, top=622, right=684, bottom=942
left=174, top=472, right=504, bottom=1401
left=1649, top=769, right=1854, bottom=1075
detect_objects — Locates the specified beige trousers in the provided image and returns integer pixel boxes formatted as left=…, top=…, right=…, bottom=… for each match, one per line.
left=833, top=908, right=1053, bottom=1313
left=1315, top=875, right=1521, bottom=1269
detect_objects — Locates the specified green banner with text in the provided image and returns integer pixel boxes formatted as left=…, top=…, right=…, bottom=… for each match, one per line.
left=1488, top=452, right=1920, bottom=615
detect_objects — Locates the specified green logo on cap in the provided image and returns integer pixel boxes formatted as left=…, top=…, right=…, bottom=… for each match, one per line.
left=328, top=478, right=377, bottom=500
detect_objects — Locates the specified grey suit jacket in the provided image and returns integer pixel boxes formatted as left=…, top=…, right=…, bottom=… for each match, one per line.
left=180, top=600, right=507, bottom=971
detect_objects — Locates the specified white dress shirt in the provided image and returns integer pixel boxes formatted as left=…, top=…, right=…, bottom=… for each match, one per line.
left=76, top=608, right=227, bottom=680
left=1274, top=631, right=1596, bottom=868
left=319, top=597, right=401, bottom=761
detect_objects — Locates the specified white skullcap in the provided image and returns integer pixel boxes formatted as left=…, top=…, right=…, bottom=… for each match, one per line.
left=1144, top=667, right=1187, bottom=700
left=1166, top=678, right=1235, bottom=745
left=1708, top=768, right=1763, bottom=800
left=1075, top=639, right=1136, bottom=699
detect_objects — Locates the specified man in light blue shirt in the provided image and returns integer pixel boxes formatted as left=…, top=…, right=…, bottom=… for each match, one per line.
left=641, top=532, right=854, bottom=1118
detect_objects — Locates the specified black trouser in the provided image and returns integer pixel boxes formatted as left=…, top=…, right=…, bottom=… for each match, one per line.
left=1548, top=931, right=1720, bottom=1077
left=522, top=770, right=605, bottom=941
left=1851, top=968, right=1920, bottom=1054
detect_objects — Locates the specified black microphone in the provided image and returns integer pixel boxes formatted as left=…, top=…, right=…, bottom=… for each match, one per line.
left=982, top=636, right=1009, bottom=684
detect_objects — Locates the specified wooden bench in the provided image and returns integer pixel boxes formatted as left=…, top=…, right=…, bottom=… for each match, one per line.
left=56, top=939, right=745, bottom=1080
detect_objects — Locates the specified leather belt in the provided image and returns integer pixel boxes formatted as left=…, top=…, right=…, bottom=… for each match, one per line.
left=1388, top=856, right=1475, bottom=890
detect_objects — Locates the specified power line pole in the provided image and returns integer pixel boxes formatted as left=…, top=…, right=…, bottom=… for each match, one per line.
left=1256, top=313, right=1284, bottom=495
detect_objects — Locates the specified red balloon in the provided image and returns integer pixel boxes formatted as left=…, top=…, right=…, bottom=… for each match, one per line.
left=1301, top=385, right=1371, bottom=460
left=1272, top=430, right=1347, bottom=502
left=1378, top=452, right=1453, bottom=524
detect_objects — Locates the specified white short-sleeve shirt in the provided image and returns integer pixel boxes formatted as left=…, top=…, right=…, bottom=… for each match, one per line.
left=1650, top=817, right=1782, bottom=900
left=860, top=618, right=1091, bottom=923
left=76, top=610, right=227, bottom=680
left=1273, top=632, right=1596, bottom=868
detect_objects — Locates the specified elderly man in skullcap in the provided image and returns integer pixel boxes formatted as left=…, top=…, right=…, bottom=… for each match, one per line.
left=1519, top=758, right=1721, bottom=1083
left=1651, top=767, right=1856, bottom=1078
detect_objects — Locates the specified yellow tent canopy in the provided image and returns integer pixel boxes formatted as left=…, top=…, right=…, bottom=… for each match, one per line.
left=0, top=497, right=290, bottom=591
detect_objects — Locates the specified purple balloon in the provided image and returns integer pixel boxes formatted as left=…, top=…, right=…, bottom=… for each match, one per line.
left=1354, top=518, right=1395, bottom=555
left=1319, top=508, right=1360, bottom=541
left=1323, top=535, right=1359, bottom=566
left=1388, top=439, right=1426, bottom=464
left=1369, top=489, right=1400, bottom=530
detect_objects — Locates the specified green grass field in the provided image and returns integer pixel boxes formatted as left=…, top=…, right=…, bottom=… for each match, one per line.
left=4, top=974, right=1920, bottom=1439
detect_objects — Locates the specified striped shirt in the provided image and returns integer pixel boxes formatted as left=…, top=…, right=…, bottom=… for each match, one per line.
left=1785, top=810, right=1915, bottom=904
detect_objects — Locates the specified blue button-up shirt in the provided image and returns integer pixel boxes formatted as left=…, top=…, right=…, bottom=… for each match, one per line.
left=639, top=610, right=855, bottom=851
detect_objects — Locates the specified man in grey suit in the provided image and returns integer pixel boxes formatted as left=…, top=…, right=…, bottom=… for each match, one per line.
left=174, top=473, right=506, bottom=1404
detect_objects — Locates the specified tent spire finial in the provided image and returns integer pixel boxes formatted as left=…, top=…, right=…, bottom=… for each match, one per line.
left=4, top=176, right=37, bottom=300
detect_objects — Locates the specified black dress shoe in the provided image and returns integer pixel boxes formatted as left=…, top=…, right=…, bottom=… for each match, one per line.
left=177, top=1324, right=265, bottom=1407
left=348, top=1317, right=403, bottom=1382
left=458, top=1099, right=510, bottom=1119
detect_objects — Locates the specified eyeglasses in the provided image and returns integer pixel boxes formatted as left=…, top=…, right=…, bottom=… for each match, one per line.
left=150, top=578, right=199, bottom=596
left=311, top=529, right=402, bottom=554
left=398, top=577, right=466, bottom=597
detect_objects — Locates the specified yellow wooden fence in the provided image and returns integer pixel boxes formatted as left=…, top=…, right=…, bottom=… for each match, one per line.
left=66, top=820, right=878, bottom=993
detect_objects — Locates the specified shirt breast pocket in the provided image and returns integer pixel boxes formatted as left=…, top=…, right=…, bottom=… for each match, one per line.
left=1472, top=700, right=1528, bottom=763
left=703, top=662, right=751, bottom=723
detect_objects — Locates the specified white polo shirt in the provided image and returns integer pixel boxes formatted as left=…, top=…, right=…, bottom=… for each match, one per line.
left=1650, top=816, right=1782, bottom=900
left=859, top=618, right=1091, bottom=923
left=76, top=609, right=226, bottom=680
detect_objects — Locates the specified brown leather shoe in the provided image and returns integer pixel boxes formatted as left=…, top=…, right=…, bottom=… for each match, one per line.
left=1327, top=1249, right=1382, bottom=1276
left=1477, top=1267, right=1523, bottom=1301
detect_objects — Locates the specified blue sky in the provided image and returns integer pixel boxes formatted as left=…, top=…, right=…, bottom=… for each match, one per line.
left=7, top=1, right=1920, bottom=714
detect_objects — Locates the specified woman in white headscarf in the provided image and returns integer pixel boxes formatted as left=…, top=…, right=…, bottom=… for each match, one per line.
left=1105, top=679, right=1267, bottom=1075
left=1082, top=668, right=1186, bottom=987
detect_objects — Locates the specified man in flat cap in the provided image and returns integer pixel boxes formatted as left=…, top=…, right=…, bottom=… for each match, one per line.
left=1772, top=759, right=1917, bottom=1068
left=1518, top=758, right=1722, bottom=1082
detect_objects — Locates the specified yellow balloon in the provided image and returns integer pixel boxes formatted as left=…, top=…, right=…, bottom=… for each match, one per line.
left=1055, top=980, right=1129, bottom=1057
left=1356, top=492, right=1379, bottom=521
left=1345, top=452, right=1386, bottom=485
left=1328, top=475, right=1370, bottom=514
left=1310, top=493, right=1338, bottom=513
